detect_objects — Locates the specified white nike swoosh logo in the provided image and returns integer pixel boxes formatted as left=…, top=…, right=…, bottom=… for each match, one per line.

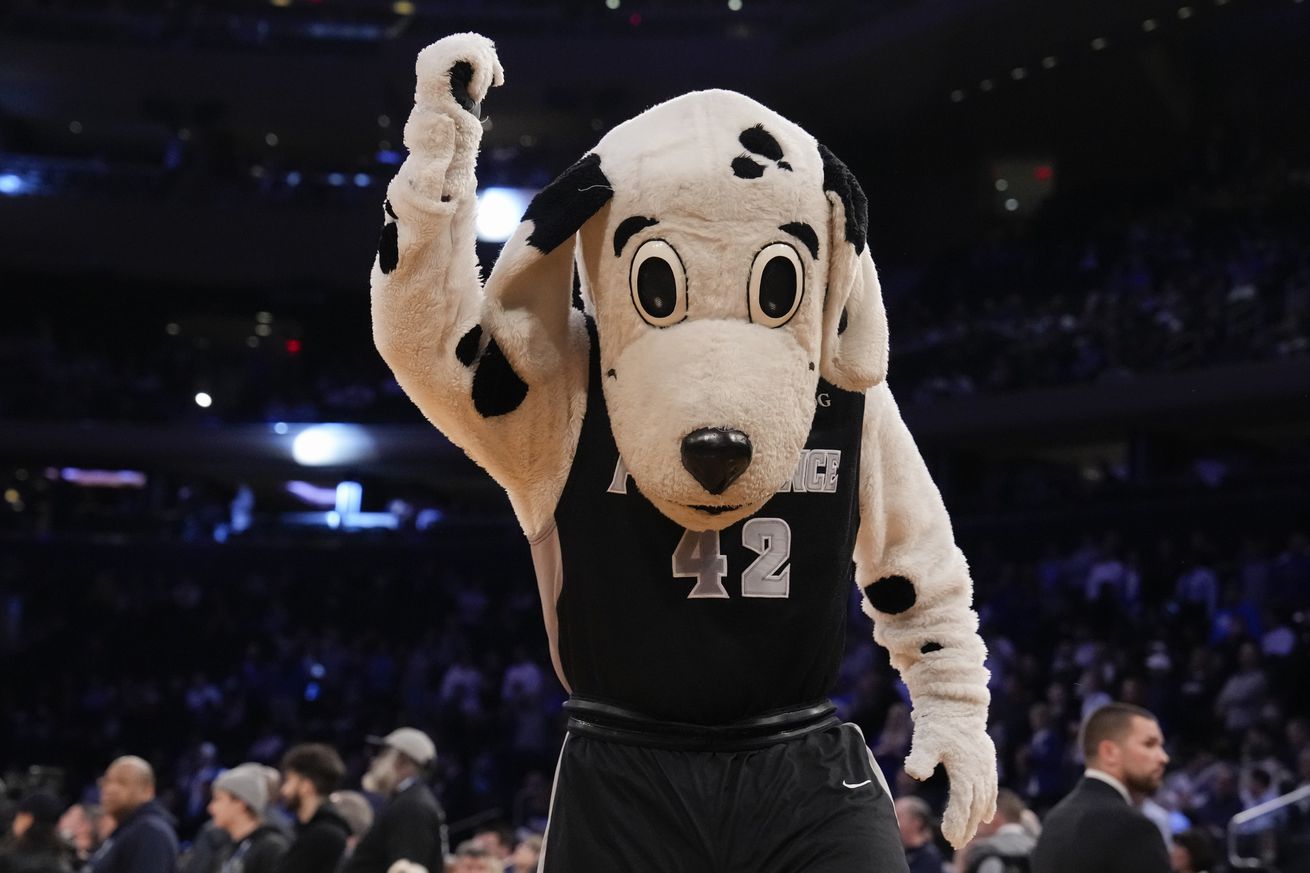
left=843, top=779, right=872, bottom=789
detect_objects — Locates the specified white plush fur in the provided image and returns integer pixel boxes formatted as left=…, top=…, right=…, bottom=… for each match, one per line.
left=856, top=383, right=997, bottom=846
left=372, top=33, right=996, bottom=849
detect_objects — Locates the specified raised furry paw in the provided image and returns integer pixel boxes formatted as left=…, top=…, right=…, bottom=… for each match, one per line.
left=400, top=32, right=504, bottom=205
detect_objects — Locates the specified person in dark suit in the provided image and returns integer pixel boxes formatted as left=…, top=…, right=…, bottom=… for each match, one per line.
left=1032, top=702, right=1171, bottom=873
left=343, top=728, right=447, bottom=873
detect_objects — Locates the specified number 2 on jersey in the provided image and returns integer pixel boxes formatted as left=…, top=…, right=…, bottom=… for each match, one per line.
left=672, top=519, right=792, bottom=600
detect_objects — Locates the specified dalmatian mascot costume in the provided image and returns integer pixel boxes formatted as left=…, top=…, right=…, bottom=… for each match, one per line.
left=372, top=33, right=997, bottom=873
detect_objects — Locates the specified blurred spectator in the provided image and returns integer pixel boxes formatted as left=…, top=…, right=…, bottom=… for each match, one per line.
left=205, top=766, right=287, bottom=873
left=1168, top=828, right=1217, bottom=873
left=278, top=744, right=350, bottom=873
left=86, top=757, right=178, bottom=873
left=470, top=823, right=514, bottom=866
left=958, top=788, right=1036, bottom=873
left=326, top=792, right=372, bottom=859
left=1031, top=703, right=1171, bottom=873
left=894, top=796, right=943, bottom=873
left=56, top=804, right=101, bottom=869
left=0, top=791, right=73, bottom=873
left=1213, top=643, right=1269, bottom=735
left=1188, top=764, right=1244, bottom=840
left=508, top=835, right=542, bottom=873
left=450, top=841, right=500, bottom=873
left=344, top=729, right=445, bottom=873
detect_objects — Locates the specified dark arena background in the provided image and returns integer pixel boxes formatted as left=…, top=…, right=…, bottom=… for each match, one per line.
left=1, top=1, right=1308, bottom=872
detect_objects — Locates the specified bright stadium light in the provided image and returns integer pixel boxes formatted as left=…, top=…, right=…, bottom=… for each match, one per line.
left=194, top=392, right=213, bottom=408
left=0, top=173, right=27, bottom=196
left=476, top=187, right=536, bottom=243
left=291, top=423, right=377, bottom=467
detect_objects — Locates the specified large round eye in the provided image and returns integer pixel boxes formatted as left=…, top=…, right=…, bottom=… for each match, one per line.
left=748, top=242, right=804, bottom=328
left=629, top=239, right=688, bottom=328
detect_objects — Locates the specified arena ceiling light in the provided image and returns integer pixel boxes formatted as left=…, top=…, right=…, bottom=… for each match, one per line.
left=476, top=187, right=536, bottom=243
left=290, top=423, right=378, bottom=467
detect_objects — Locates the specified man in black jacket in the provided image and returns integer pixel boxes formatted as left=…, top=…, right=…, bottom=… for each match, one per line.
left=208, top=766, right=288, bottom=873
left=343, top=728, right=447, bottom=873
left=86, top=757, right=178, bottom=873
left=277, top=744, right=350, bottom=873
left=1032, top=703, right=1171, bottom=873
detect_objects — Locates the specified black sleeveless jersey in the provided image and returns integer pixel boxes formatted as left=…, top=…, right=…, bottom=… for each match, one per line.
left=541, top=320, right=865, bottom=725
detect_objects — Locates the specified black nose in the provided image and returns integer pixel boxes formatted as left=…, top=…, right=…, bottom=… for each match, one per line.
left=680, top=428, right=752, bottom=496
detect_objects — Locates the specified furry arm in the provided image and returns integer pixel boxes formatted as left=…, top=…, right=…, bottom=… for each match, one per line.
left=370, top=34, right=587, bottom=537
left=855, top=383, right=997, bottom=848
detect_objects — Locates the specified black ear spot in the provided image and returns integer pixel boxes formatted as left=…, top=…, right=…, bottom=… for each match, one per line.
left=449, top=60, right=480, bottom=118
left=523, top=153, right=613, bottom=254
left=838, top=308, right=849, bottom=335
left=863, top=575, right=916, bottom=614
left=817, top=142, right=868, bottom=255
left=777, top=160, right=792, bottom=172
left=471, top=337, right=529, bottom=417
left=378, top=221, right=399, bottom=274
left=920, top=642, right=943, bottom=654
left=739, top=124, right=784, bottom=162
left=455, top=324, right=482, bottom=367
left=732, top=157, right=766, bottom=179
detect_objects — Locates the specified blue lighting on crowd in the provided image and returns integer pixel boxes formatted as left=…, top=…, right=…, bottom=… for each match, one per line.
left=285, top=171, right=302, bottom=187
left=327, top=172, right=346, bottom=187
left=353, top=172, right=371, bottom=188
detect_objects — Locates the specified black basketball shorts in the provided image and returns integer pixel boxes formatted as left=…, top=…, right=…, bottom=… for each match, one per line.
left=539, top=698, right=909, bottom=873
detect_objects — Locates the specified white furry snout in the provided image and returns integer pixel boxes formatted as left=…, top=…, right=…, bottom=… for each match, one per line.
left=604, top=319, right=818, bottom=530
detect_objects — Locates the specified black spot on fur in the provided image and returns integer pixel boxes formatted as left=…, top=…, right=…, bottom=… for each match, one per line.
left=779, top=222, right=819, bottom=260
left=863, top=575, right=917, bottom=614
left=921, top=642, right=944, bottom=654
left=383, top=199, right=397, bottom=220
left=449, top=60, right=480, bottom=118
left=571, top=270, right=584, bottom=312
left=471, top=337, right=528, bottom=417
left=378, top=221, right=399, bottom=274
left=838, top=308, right=849, bottom=335
left=606, top=368, right=617, bottom=379
left=441, top=195, right=451, bottom=203
left=732, top=157, right=766, bottom=179
left=817, top=142, right=869, bottom=255
left=777, top=160, right=792, bottom=172
left=739, top=124, right=784, bottom=162
left=613, top=215, right=659, bottom=257
left=808, top=361, right=815, bottom=371
left=455, top=324, right=482, bottom=367
left=523, top=153, right=613, bottom=254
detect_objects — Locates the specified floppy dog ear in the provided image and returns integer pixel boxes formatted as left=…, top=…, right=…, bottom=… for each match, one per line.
left=480, top=152, right=613, bottom=377
left=817, top=143, right=889, bottom=392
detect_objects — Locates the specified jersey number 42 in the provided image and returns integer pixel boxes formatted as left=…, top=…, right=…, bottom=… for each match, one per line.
left=672, top=520, right=791, bottom=600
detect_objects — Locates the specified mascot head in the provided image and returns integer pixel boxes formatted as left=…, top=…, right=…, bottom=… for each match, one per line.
left=490, top=90, right=887, bottom=530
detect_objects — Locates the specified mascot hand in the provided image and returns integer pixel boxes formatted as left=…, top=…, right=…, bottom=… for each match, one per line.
left=903, top=707, right=998, bottom=849
left=401, top=32, right=503, bottom=204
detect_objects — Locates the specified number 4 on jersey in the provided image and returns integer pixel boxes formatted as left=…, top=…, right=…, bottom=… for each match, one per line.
left=672, top=519, right=792, bottom=600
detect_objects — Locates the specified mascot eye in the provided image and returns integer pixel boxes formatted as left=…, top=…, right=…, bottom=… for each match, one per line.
left=748, top=242, right=804, bottom=328
left=629, top=239, right=688, bottom=327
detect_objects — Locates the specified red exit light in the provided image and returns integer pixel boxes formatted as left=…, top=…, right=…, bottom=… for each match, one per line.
left=285, top=339, right=302, bottom=354
left=1034, top=164, right=1054, bottom=182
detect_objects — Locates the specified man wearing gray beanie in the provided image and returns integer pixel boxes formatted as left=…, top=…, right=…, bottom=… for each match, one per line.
left=207, top=764, right=289, bottom=873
